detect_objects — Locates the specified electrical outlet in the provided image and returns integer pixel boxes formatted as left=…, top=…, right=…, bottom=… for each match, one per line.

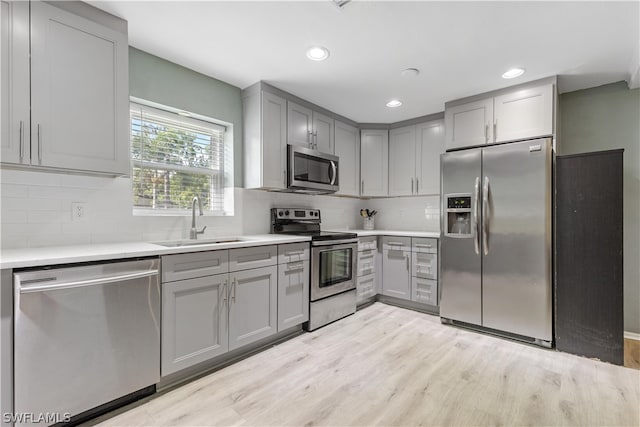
left=71, top=202, right=87, bottom=222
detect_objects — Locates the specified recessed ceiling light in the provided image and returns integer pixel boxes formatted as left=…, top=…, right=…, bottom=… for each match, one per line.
left=386, top=99, right=402, bottom=108
left=401, top=68, right=420, bottom=77
left=306, top=46, right=330, bottom=61
left=502, top=68, right=525, bottom=79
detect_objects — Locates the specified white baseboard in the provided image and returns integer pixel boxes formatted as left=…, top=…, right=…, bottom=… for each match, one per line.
left=624, top=331, right=640, bottom=341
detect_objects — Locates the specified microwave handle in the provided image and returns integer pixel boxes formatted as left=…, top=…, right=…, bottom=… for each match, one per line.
left=329, top=161, right=337, bottom=185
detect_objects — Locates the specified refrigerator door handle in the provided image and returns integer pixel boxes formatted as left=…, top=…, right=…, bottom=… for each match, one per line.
left=483, top=176, right=490, bottom=255
left=474, top=177, right=481, bottom=255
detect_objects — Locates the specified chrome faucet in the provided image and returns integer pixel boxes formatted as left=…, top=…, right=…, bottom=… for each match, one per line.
left=190, top=196, right=207, bottom=239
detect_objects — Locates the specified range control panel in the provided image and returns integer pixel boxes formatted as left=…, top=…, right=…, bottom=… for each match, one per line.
left=272, top=208, right=320, bottom=221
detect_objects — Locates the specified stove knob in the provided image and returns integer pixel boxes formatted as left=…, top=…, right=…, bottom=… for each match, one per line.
left=278, top=211, right=284, bottom=217
left=284, top=210, right=290, bottom=216
left=314, top=212, right=319, bottom=217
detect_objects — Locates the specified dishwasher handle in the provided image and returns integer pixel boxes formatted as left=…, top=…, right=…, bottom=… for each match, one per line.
left=19, top=270, right=158, bottom=294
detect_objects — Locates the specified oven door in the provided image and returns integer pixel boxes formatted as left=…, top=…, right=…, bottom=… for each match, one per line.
left=311, top=240, right=357, bottom=301
left=288, top=145, right=339, bottom=193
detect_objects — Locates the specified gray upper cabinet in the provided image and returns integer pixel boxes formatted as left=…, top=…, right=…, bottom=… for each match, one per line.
left=360, top=129, right=389, bottom=197
left=415, top=119, right=445, bottom=195
left=1, top=1, right=129, bottom=175
left=334, top=120, right=360, bottom=197
left=444, top=98, right=493, bottom=151
left=389, top=119, right=445, bottom=197
left=288, top=101, right=335, bottom=153
left=243, top=90, right=287, bottom=190
left=389, top=125, right=417, bottom=196
left=493, top=84, right=553, bottom=143
left=287, top=101, right=313, bottom=148
left=445, top=82, right=554, bottom=151
left=161, top=274, right=229, bottom=376
left=228, top=265, right=278, bottom=351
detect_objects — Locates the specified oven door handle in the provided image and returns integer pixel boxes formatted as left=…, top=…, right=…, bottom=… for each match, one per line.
left=312, top=239, right=358, bottom=247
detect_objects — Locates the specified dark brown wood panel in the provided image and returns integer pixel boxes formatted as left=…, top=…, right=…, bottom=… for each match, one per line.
left=555, top=149, right=624, bottom=365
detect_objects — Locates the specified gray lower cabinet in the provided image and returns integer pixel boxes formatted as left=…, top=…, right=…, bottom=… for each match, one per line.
left=382, top=248, right=411, bottom=299
left=228, top=265, right=278, bottom=351
left=412, top=277, right=438, bottom=306
left=161, top=274, right=229, bottom=376
left=277, top=260, right=309, bottom=331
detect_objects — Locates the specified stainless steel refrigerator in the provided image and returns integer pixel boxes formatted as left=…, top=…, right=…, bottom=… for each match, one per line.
left=440, top=138, right=553, bottom=347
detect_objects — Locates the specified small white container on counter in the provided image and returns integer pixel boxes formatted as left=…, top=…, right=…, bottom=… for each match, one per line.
left=363, top=217, right=375, bottom=230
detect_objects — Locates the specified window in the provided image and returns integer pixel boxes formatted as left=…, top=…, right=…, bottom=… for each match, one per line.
left=130, top=101, right=233, bottom=215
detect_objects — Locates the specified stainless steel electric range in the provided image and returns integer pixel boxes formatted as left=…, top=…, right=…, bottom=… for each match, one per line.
left=271, top=208, right=358, bottom=331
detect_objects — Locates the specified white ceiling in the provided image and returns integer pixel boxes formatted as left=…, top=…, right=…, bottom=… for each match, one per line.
left=90, top=1, right=639, bottom=123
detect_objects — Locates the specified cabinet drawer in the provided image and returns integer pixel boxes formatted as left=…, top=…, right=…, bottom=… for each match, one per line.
left=412, top=252, right=437, bottom=280
left=358, top=236, right=377, bottom=251
left=381, top=236, right=411, bottom=251
left=357, top=273, right=376, bottom=301
left=357, top=249, right=376, bottom=276
left=229, top=245, right=277, bottom=272
left=411, top=277, right=438, bottom=306
left=412, top=237, right=438, bottom=253
left=278, top=242, right=310, bottom=264
left=162, top=250, right=229, bottom=282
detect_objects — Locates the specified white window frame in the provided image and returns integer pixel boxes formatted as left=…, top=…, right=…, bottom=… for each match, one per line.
left=130, top=97, right=234, bottom=216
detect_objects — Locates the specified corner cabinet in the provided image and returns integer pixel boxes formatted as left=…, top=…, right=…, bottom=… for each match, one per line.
left=334, top=120, right=360, bottom=197
left=1, top=0, right=129, bottom=175
left=445, top=82, right=554, bottom=151
left=360, top=129, right=389, bottom=197
left=243, top=89, right=287, bottom=190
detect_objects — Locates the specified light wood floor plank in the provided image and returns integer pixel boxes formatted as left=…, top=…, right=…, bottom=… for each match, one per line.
left=92, top=303, right=640, bottom=427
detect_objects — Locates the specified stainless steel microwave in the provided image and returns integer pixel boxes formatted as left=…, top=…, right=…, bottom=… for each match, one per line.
left=287, top=144, right=339, bottom=194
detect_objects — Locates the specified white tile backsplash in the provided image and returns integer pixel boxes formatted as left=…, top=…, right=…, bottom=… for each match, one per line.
left=0, top=169, right=441, bottom=249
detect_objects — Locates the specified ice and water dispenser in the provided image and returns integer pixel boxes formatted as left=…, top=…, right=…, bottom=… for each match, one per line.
left=445, top=195, right=472, bottom=237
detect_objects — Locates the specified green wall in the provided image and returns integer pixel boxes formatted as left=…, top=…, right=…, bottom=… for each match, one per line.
left=128, top=47, right=244, bottom=186
left=559, top=81, right=640, bottom=334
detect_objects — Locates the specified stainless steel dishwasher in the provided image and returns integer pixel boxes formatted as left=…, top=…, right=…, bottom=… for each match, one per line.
left=14, top=258, right=160, bottom=425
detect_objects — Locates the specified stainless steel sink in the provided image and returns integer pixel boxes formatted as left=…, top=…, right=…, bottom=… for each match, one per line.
left=154, top=238, right=246, bottom=247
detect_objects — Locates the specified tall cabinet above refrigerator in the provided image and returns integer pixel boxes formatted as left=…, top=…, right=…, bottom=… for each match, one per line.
left=440, top=138, right=553, bottom=347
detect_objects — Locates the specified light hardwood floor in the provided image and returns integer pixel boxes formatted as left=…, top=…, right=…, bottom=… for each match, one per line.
left=93, top=303, right=640, bottom=427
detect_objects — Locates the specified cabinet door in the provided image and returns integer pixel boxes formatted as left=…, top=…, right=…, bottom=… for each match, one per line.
left=261, top=92, right=287, bottom=189
left=412, top=252, right=438, bottom=280
left=382, top=249, right=411, bottom=299
left=360, top=129, right=389, bottom=197
left=30, top=2, right=129, bottom=175
left=313, top=111, right=334, bottom=154
left=444, top=98, right=493, bottom=150
left=412, top=277, right=438, bottom=306
left=334, top=121, right=360, bottom=197
left=493, top=84, right=553, bottom=143
left=277, top=261, right=309, bottom=331
left=161, top=274, right=229, bottom=376
left=416, top=119, right=445, bottom=195
left=228, top=265, right=277, bottom=351
left=1, top=0, right=29, bottom=165
left=389, top=125, right=416, bottom=196
left=287, top=101, right=312, bottom=148
left=356, top=273, right=376, bottom=303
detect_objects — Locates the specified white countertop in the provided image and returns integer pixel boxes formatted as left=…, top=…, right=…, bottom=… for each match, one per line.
left=0, top=234, right=311, bottom=270
left=332, top=229, right=441, bottom=238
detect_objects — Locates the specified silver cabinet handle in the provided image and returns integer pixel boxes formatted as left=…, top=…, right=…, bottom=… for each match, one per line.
left=284, top=170, right=287, bottom=186
left=411, top=178, right=414, bottom=194
left=232, top=277, right=237, bottom=302
left=222, top=279, right=228, bottom=303
left=493, top=119, right=497, bottom=142
left=416, top=178, right=419, bottom=194
left=361, top=180, right=364, bottom=195
left=415, top=244, right=432, bottom=248
left=329, top=160, right=337, bottom=185
left=286, top=262, right=305, bottom=272
left=485, top=124, right=489, bottom=143
left=482, top=176, right=490, bottom=256
left=387, top=242, right=405, bottom=246
left=285, top=250, right=305, bottom=256
left=474, top=177, right=480, bottom=255
left=18, top=120, right=24, bottom=162
left=406, top=254, right=409, bottom=271
left=37, top=124, right=42, bottom=163
left=19, top=270, right=158, bottom=294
